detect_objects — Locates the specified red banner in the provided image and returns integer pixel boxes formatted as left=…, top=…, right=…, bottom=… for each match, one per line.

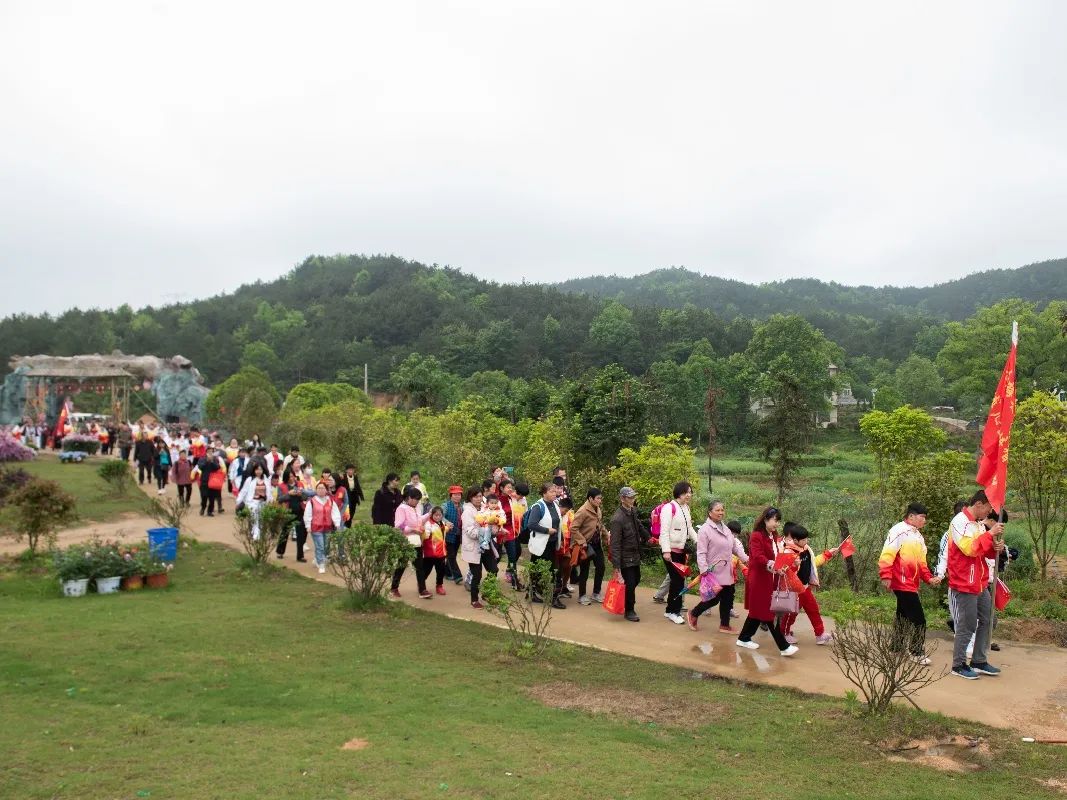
left=975, top=322, right=1018, bottom=513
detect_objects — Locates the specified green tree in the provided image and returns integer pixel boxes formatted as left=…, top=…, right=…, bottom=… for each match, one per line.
left=564, top=365, right=650, bottom=466
left=517, top=411, right=578, bottom=485
left=887, top=451, right=971, bottom=551
left=743, top=314, right=843, bottom=415
left=236, top=388, right=279, bottom=442
left=205, top=367, right=280, bottom=428
left=240, top=342, right=282, bottom=376
left=422, top=400, right=511, bottom=488
left=586, top=302, right=639, bottom=368
left=390, top=353, right=457, bottom=410
left=1012, top=391, right=1067, bottom=579
left=860, top=406, right=947, bottom=509
left=459, top=371, right=514, bottom=419
left=284, top=382, right=368, bottom=414
left=366, top=408, right=420, bottom=475
left=754, top=376, right=813, bottom=505
left=892, top=355, right=944, bottom=409
left=610, top=433, right=699, bottom=508
left=937, top=300, right=1067, bottom=415
left=872, top=385, right=905, bottom=412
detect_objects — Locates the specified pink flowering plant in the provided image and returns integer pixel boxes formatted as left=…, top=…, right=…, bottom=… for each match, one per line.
left=0, top=434, right=35, bottom=463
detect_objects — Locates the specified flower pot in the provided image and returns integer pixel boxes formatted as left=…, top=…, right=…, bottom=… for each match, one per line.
left=95, top=576, right=122, bottom=595
left=121, top=575, right=144, bottom=591
left=145, top=572, right=169, bottom=589
left=61, top=578, right=90, bottom=597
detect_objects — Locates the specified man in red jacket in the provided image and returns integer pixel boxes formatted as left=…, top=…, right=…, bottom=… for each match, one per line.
left=947, top=490, right=1005, bottom=680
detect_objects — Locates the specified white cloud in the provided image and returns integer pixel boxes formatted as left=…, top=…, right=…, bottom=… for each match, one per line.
left=1, top=0, right=1065, bottom=314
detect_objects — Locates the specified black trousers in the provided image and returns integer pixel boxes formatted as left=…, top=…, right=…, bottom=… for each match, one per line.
left=620, top=565, right=641, bottom=614
left=154, top=465, right=168, bottom=490
left=894, top=589, right=927, bottom=655
left=468, top=562, right=483, bottom=604
left=691, top=583, right=736, bottom=627
left=420, top=556, right=446, bottom=588
left=577, top=539, right=606, bottom=597
left=199, top=486, right=215, bottom=516
left=738, top=615, right=790, bottom=650
left=277, top=521, right=307, bottom=559
left=120, top=446, right=131, bottom=462
left=666, top=551, right=687, bottom=614
left=137, top=460, right=152, bottom=484
left=176, top=484, right=192, bottom=505
left=445, top=540, right=463, bottom=581
left=392, top=551, right=425, bottom=592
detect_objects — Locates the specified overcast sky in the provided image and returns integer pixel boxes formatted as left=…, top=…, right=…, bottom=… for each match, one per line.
left=2, top=1, right=1066, bottom=317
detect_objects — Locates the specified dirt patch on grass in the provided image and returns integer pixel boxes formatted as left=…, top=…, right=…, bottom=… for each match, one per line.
left=341, top=738, right=370, bottom=751
left=882, top=735, right=990, bottom=773
left=998, top=618, right=1067, bottom=648
left=527, top=682, right=727, bottom=727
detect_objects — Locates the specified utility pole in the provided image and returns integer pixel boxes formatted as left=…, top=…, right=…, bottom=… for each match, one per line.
left=364, top=363, right=368, bottom=396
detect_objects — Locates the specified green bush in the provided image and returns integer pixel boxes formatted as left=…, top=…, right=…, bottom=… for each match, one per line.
left=61, top=435, right=100, bottom=455
left=97, top=459, right=133, bottom=497
left=329, top=524, right=412, bottom=608
left=481, top=559, right=555, bottom=657
left=233, top=502, right=294, bottom=565
left=3, top=478, right=78, bottom=555
left=52, top=546, right=93, bottom=582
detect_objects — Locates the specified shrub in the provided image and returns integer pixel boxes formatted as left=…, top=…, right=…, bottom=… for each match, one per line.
left=610, top=433, right=698, bottom=508
left=480, top=559, right=555, bottom=657
left=329, top=523, right=412, bottom=608
left=233, top=502, right=294, bottom=565
left=0, top=434, right=35, bottom=462
left=829, top=612, right=948, bottom=714
left=0, top=467, right=33, bottom=507
left=97, top=459, right=134, bottom=497
left=144, top=494, right=190, bottom=532
left=52, top=546, right=93, bottom=582
left=61, top=434, right=101, bottom=455
left=85, top=539, right=126, bottom=579
left=3, top=478, right=77, bottom=555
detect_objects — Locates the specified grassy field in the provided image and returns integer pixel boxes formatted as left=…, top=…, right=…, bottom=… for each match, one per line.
left=14, top=456, right=147, bottom=524
left=2, top=543, right=1066, bottom=800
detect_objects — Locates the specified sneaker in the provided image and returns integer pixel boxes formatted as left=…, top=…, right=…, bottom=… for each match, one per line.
left=665, top=612, right=685, bottom=625
left=652, top=595, right=666, bottom=604
left=970, top=662, right=1001, bottom=676
left=730, top=608, right=739, bottom=618
left=578, top=595, right=592, bottom=606
left=567, top=583, right=577, bottom=591
left=951, top=665, right=980, bottom=680
left=911, top=654, right=932, bottom=665
left=435, top=585, right=446, bottom=596
left=389, top=589, right=401, bottom=599
left=686, top=610, right=698, bottom=631
left=199, top=509, right=205, bottom=516
left=990, top=642, right=1001, bottom=652
left=471, top=601, right=484, bottom=609
left=815, top=633, right=833, bottom=646
left=275, top=553, right=284, bottom=559
left=559, top=589, right=573, bottom=599
left=590, top=592, right=605, bottom=603
left=719, top=625, right=736, bottom=634
left=419, top=590, right=433, bottom=599
left=625, top=611, right=640, bottom=622
left=551, top=598, right=566, bottom=609
left=317, top=565, right=326, bottom=574
left=780, top=645, right=799, bottom=657
left=296, top=557, right=307, bottom=563
left=736, top=639, right=759, bottom=650
left=454, top=577, right=464, bottom=585
left=784, top=634, right=798, bottom=645
left=759, top=622, right=769, bottom=631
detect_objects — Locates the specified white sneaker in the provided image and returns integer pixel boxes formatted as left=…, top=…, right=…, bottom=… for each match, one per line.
left=157, top=489, right=165, bottom=495
left=730, top=609, right=740, bottom=618
left=578, top=595, right=591, bottom=605
left=567, top=583, right=577, bottom=591
left=664, top=612, right=685, bottom=625
left=590, top=592, right=605, bottom=603
left=780, top=645, right=799, bottom=657
left=317, top=565, right=326, bottom=574
left=911, top=654, right=932, bottom=666
left=736, top=639, right=759, bottom=650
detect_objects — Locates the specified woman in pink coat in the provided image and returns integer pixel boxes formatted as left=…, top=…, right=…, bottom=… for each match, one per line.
left=737, top=506, right=797, bottom=656
left=686, top=500, right=748, bottom=633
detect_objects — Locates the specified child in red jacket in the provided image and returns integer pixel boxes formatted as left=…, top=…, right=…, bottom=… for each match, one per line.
left=780, top=524, right=838, bottom=645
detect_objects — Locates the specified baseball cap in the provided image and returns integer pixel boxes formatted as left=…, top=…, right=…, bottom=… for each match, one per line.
left=619, top=487, right=637, bottom=498
left=448, top=484, right=464, bottom=495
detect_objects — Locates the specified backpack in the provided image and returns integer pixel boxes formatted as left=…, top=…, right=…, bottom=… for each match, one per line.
left=648, top=501, right=677, bottom=542
left=520, top=501, right=541, bottom=537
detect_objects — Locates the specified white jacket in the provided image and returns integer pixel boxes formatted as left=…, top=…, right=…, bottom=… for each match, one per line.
left=237, top=477, right=276, bottom=507
left=659, top=502, right=697, bottom=554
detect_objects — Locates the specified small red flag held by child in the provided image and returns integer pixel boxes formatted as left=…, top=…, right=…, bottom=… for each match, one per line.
left=839, top=537, right=856, bottom=558
left=772, top=552, right=796, bottom=571
left=668, top=561, right=692, bottom=577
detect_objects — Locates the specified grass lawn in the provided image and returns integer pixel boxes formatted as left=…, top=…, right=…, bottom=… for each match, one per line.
left=2, top=544, right=1065, bottom=799
left=15, top=456, right=147, bottom=524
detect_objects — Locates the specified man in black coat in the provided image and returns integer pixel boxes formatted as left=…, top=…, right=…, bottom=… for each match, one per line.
left=133, top=434, right=155, bottom=485
left=609, top=487, right=649, bottom=622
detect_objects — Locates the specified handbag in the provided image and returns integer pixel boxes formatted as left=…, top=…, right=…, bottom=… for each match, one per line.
left=770, top=575, right=799, bottom=614
left=602, top=570, right=625, bottom=615
left=699, top=571, right=723, bottom=602
left=207, top=469, right=225, bottom=491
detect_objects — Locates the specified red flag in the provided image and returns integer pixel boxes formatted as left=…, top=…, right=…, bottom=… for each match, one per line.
left=839, top=537, right=856, bottom=558
left=975, top=321, right=1018, bottom=514
left=53, top=397, right=71, bottom=439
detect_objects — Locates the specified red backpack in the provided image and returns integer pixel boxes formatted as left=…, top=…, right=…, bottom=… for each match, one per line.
left=648, top=501, right=677, bottom=543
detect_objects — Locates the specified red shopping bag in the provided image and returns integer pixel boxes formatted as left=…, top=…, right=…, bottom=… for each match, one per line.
left=602, top=570, right=625, bottom=615
left=994, top=578, right=1012, bottom=611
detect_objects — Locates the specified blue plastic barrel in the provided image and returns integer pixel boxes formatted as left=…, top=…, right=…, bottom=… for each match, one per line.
left=147, top=527, right=179, bottom=561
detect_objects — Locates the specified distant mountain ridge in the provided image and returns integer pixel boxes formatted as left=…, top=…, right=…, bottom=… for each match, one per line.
left=554, top=258, right=1067, bottom=321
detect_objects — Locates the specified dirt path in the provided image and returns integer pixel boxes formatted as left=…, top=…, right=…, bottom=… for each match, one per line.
left=12, top=478, right=1067, bottom=738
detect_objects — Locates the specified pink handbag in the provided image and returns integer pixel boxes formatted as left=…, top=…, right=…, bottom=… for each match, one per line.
left=770, top=575, right=799, bottom=614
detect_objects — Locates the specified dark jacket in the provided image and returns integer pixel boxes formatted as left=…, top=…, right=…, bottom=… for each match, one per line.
left=609, top=505, right=647, bottom=569
left=134, top=438, right=155, bottom=464
left=197, top=456, right=220, bottom=487
left=339, top=472, right=365, bottom=514
left=371, top=484, right=402, bottom=526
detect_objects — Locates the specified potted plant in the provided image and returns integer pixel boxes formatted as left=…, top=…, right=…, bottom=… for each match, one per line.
left=53, top=547, right=92, bottom=597
left=91, top=541, right=125, bottom=595
left=143, top=555, right=172, bottom=589
left=119, top=547, right=148, bottom=590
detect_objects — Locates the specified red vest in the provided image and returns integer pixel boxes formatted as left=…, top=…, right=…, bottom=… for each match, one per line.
left=309, top=498, right=335, bottom=533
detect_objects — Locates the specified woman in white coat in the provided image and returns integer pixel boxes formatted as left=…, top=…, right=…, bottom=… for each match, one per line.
left=460, top=486, right=486, bottom=609
left=236, top=463, right=276, bottom=542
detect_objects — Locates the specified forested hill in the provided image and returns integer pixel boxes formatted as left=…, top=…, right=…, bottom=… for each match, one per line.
left=556, top=259, right=1067, bottom=321
left=1, top=254, right=1064, bottom=413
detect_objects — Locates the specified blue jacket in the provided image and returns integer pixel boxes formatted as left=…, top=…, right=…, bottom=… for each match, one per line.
left=443, top=500, right=461, bottom=544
